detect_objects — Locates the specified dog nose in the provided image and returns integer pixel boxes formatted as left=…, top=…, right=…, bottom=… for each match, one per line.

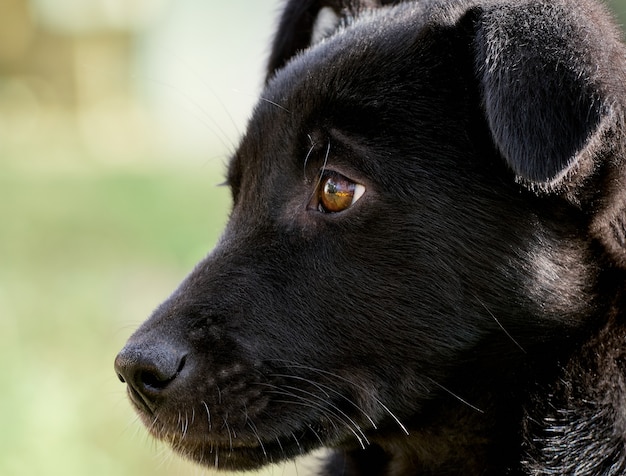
left=114, top=342, right=187, bottom=413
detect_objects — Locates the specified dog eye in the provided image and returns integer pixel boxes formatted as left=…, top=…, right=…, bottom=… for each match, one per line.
left=317, top=172, right=365, bottom=213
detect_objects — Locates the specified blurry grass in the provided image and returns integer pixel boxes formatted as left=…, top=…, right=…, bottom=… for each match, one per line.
left=0, top=158, right=282, bottom=475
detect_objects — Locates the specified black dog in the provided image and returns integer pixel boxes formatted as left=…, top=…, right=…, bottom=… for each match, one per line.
left=115, top=0, right=626, bottom=474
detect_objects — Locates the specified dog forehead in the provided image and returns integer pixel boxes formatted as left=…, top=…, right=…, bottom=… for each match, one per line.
left=267, top=2, right=457, bottom=92
left=228, top=2, right=477, bottom=197
left=243, top=3, right=461, bottom=144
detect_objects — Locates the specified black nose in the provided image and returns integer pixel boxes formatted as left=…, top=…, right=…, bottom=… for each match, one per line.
left=114, top=341, right=187, bottom=413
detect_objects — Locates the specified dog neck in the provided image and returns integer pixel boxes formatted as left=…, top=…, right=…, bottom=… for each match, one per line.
left=323, top=402, right=526, bottom=475
left=321, top=370, right=531, bottom=475
left=522, top=310, right=626, bottom=475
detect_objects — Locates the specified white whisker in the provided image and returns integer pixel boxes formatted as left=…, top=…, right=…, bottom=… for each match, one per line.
left=269, top=389, right=369, bottom=448
left=270, top=360, right=410, bottom=436
left=247, top=419, right=268, bottom=458
left=426, top=377, right=484, bottom=414
left=303, top=134, right=317, bottom=180
left=376, top=401, right=410, bottom=436
left=274, top=373, right=378, bottom=429
left=474, top=294, right=526, bottom=353
left=202, top=400, right=212, bottom=431
left=224, top=418, right=234, bottom=454
left=233, top=89, right=291, bottom=112
left=290, top=431, right=303, bottom=454
left=307, top=140, right=332, bottom=206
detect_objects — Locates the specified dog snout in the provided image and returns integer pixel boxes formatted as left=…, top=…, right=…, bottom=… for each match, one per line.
left=114, top=341, right=188, bottom=413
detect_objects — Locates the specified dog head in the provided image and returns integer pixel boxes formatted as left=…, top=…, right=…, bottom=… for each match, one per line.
left=115, top=0, right=626, bottom=471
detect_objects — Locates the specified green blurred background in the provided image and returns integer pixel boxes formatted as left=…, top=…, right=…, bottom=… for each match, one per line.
left=2, top=0, right=626, bottom=475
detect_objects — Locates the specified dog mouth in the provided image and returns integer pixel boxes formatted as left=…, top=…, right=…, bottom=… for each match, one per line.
left=138, top=397, right=375, bottom=470
left=121, top=352, right=403, bottom=469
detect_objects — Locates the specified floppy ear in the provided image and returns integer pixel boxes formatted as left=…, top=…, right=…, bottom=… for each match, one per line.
left=266, top=0, right=342, bottom=82
left=473, top=2, right=620, bottom=184
left=266, top=0, right=394, bottom=82
left=267, top=1, right=328, bottom=81
left=472, top=1, right=626, bottom=264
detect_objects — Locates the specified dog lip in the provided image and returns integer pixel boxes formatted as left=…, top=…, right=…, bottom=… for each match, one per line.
left=166, top=433, right=267, bottom=460
left=127, top=385, right=157, bottom=415
left=169, top=435, right=262, bottom=449
left=165, top=425, right=321, bottom=460
left=171, top=441, right=269, bottom=471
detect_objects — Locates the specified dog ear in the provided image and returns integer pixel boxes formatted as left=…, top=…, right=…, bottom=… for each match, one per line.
left=267, top=1, right=332, bottom=81
left=472, top=2, right=626, bottom=265
left=266, top=0, right=393, bottom=82
left=472, top=2, right=620, bottom=185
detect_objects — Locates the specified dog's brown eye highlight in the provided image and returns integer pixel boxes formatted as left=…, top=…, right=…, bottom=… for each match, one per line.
left=318, top=173, right=365, bottom=213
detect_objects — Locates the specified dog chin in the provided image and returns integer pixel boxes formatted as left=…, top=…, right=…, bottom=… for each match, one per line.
left=169, top=439, right=274, bottom=471
left=164, top=431, right=321, bottom=471
left=137, top=405, right=340, bottom=471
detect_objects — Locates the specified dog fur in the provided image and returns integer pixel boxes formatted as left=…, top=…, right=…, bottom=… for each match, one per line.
left=115, top=0, right=626, bottom=474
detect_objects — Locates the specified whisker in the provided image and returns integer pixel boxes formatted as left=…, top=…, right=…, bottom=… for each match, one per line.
left=426, top=377, right=484, bottom=414
left=224, top=418, right=234, bottom=454
left=271, top=360, right=410, bottom=436
left=233, top=90, right=290, bottom=112
left=273, top=373, right=378, bottom=429
left=247, top=419, right=268, bottom=458
left=257, top=382, right=342, bottom=434
left=181, top=411, right=189, bottom=439
left=275, top=435, right=285, bottom=455
left=321, top=140, right=331, bottom=175
left=290, top=431, right=303, bottom=455
left=272, top=397, right=368, bottom=450
left=148, top=414, right=160, bottom=435
left=202, top=400, right=212, bottom=431
left=474, top=293, right=527, bottom=353
left=375, top=401, right=410, bottom=436
left=307, top=140, right=332, bottom=206
left=308, top=423, right=326, bottom=447
left=273, top=396, right=341, bottom=436
left=261, top=378, right=377, bottom=450
left=303, top=135, right=317, bottom=181
left=269, top=380, right=371, bottom=444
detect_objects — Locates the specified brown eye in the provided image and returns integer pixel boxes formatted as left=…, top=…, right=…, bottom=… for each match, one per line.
left=317, top=173, right=365, bottom=213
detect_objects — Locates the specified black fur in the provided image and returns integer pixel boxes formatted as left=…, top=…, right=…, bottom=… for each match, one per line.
left=115, top=0, right=626, bottom=474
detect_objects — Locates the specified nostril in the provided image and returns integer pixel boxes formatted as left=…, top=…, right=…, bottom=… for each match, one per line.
left=139, top=355, right=187, bottom=390
left=114, top=343, right=188, bottom=412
